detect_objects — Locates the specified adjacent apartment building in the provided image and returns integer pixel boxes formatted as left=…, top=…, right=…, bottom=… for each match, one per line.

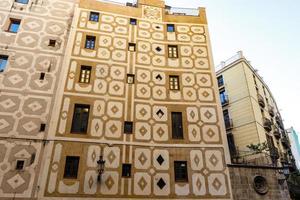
left=216, top=51, right=293, bottom=167
left=286, top=127, right=300, bottom=170
left=0, top=0, right=77, bottom=199
left=36, top=0, right=232, bottom=199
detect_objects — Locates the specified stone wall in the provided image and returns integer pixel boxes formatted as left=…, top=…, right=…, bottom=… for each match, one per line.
left=229, top=165, right=290, bottom=200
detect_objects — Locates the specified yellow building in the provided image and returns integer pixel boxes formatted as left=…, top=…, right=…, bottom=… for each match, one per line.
left=36, top=0, right=232, bottom=199
left=216, top=51, right=293, bottom=166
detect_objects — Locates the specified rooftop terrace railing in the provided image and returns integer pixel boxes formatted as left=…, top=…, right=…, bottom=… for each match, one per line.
left=96, top=0, right=137, bottom=7
left=216, top=51, right=244, bottom=71
left=165, top=7, right=199, bottom=16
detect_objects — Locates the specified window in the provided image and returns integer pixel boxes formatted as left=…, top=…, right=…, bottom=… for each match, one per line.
left=48, top=39, right=56, bottom=47
left=8, top=19, right=21, bottom=33
left=71, top=104, right=90, bottom=133
left=124, top=121, right=133, bottom=134
left=16, top=160, right=25, bottom=170
left=64, top=156, right=80, bottom=179
left=128, top=43, right=136, bottom=51
left=169, top=75, right=180, bottom=90
left=0, top=55, right=8, bottom=72
left=167, top=24, right=175, bottom=32
left=85, top=35, right=96, bottom=49
left=122, top=164, right=131, bottom=177
left=227, top=133, right=237, bottom=157
left=89, top=12, right=99, bottom=22
left=171, top=112, right=183, bottom=139
left=130, top=18, right=137, bottom=25
left=168, top=45, right=178, bottom=58
left=174, top=161, right=188, bottom=182
left=39, top=123, right=46, bottom=132
left=217, top=76, right=224, bottom=87
left=40, top=72, right=45, bottom=80
left=15, top=0, right=29, bottom=4
left=127, top=74, right=135, bottom=84
left=219, top=90, right=228, bottom=105
left=79, top=66, right=91, bottom=83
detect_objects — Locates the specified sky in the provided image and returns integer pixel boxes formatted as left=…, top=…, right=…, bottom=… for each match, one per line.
left=114, top=0, right=300, bottom=132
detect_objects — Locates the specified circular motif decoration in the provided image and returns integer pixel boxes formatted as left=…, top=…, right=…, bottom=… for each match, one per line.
left=253, top=176, right=269, bottom=195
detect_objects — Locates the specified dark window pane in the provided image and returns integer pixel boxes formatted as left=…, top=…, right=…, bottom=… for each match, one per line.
left=39, top=123, right=46, bottom=132
left=167, top=24, right=175, bottom=32
left=168, top=45, right=178, bottom=58
left=64, top=156, right=80, bottom=178
left=172, top=112, right=183, bottom=139
left=128, top=43, right=136, bottom=51
left=169, top=75, right=180, bottom=90
left=15, top=0, right=29, bottom=4
left=0, top=55, right=8, bottom=72
left=124, top=121, right=133, bottom=134
left=8, top=19, right=21, bottom=33
left=220, top=90, right=228, bottom=105
left=122, top=164, right=131, bottom=177
left=174, top=161, right=188, bottom=182
left=79, top=65, right=92, bottom=83
left=89, top=12, right=99, bottom=22
left=130, top=18, right=137, bottom=25
left=227, top=133, right=237, bottom=156
left=85, top=36, right=96, bottom=49
left=71, top=104, right=90, bottom=133
left=16, top=160, right=24, bottom=170
left=217, top=76, right=224, bottom=87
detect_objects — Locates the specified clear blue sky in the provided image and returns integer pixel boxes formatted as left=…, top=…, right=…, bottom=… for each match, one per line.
left=113, top=0, right=300, bottom=132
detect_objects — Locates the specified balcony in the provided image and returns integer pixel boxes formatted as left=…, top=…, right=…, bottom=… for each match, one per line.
left=224, top=117, right=233, bottom=130
left=281, top=136, right=290, bottom=148
left=269, top=147, right=280, bottom=160
left=263, top=118, right=272, bottom=132
left=257, top=94, right=265, bottom=108
left=268, top=105, right=275, bottom=117
left=275, top=115, right=284, bottom=129
left=273, top=127, right=281, bottom=139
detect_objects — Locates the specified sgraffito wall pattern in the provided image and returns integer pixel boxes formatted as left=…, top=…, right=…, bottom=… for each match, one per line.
left=0, top=0, right=77, bottom=198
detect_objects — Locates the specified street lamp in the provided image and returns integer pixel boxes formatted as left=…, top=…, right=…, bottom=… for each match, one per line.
left=97, top=155, right=105, bottom=183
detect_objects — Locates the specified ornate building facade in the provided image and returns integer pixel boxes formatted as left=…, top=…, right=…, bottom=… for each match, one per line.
left=0, top=0, right=77, bottom=199
left=36, top=0, right=232, bottom=199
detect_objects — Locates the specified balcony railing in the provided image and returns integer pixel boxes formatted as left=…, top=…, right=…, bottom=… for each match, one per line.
left=258, top=94, right=265, bottom=108
left=224, top=118, right=233, bottom=130
left=165, top=6, right=199, bottom=16
left=263, top=118, right=272, bottom=132
left=268, top=105, right=275, bottom=117
left=275, top=115, right=284, bottom=129
left=281, top=136, right=290, bottom=148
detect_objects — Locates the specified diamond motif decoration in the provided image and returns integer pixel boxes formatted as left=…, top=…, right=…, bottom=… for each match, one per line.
left=202, top=91, right=209, bottom=98
left=200, top=77, right=208, bottom=84
left=107, top=151, right=116, bottom=164
left=139, top=126, right=147, bottom=136
left=194, top=154, right=200, bottom=166
left=21, top=35, right=35, bottom=45
left=28, top=101, right=42, bottom=112
left=109, top=124, right=118, bottom=134
left=198, top=60, right=205, bottom=65
left=139, top=108, right=147, bottom=117
left=23, top=121, right=38, bottom=132
left=15, top=56, right=29, bottom=66
left=88, top=176, right=94, bottom=188
left=138, top=152, right=148, bottom=165
left=111, top=105, right=119, bottom=114
left=192, top=128, right=197, bottom=137
left=105, top=175, right=115, bottom=190
left=157, top=127, right=165, bottom=137
left=138, top=177, right=147, bottom=190
left=155, top=46, right=162, bottom=52
left=0, top=119, right=9, bottom=129
left=155, top=74, right=162, bottom=81
left=140, top=73, right=147, bottom=79
left=156, top=109, right=164, bottom=118
left=207, top=128, right=215, bottom=138
left=197, top=48, right=204, bottom=55
left=209, top=154, right=219, bottom=166
left=8, top=74, right=23, bottom=85
left=190, top=110, right=195, bottom=119
left=196, top=178, right=202, bottom=190
left=157, top=178, right=166, bottom=189
left=140, top=87, right=147, bottom=95
left=114, top=69, right=121, bottom=76
left=7, top=174, right=25, bottom=189
left=156, top=155, right=164, bottom=165
left=0, top=99, right=16, bottom=109
left=156, top=89, right=163, bottom=96
left=26, top=21, right=40, bottom=29
left=49, top=24, right=62, bottom=33
left=112, top=84, right=120, bottom=92
left=187, top=90, right=193, bottom=97
left=185, top=76, right=192, bottom=83
left=204, top=110, right=213, bottom=119
left=91, top=150, right=97, bottom=161
left=212, top=178, right=222, bottom=191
